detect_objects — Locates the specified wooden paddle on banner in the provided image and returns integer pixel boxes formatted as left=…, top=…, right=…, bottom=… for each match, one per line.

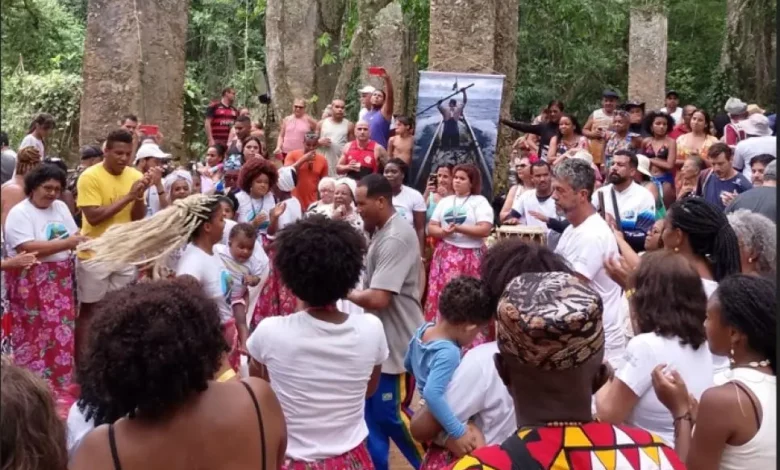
left=416, top=83, right=475, bottom=116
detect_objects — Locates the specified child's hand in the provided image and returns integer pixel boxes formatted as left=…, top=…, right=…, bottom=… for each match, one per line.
left=244, top=275, right=261, bottom=287
left=445, top=424, right=484, bottom=457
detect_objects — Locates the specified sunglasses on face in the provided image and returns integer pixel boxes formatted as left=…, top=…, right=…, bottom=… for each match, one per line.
left=294, top=105, right=304, bottom=110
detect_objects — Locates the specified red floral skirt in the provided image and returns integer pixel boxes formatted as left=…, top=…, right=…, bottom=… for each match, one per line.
left=5, top=259, right=77, bottom=404
left=282, top=441, right=374, bottom=470
left=420, top=446, right=456, bottom=470
left=251, top=240, right=298, bottom=328
left=423, top=242, right=493, bottom=350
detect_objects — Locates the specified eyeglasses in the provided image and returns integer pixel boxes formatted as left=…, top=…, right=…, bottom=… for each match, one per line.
left=293, top=105, right=304, bottom=110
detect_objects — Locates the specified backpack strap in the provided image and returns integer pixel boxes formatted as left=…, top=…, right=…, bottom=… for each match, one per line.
left=499, top=432, right=544, bottom=470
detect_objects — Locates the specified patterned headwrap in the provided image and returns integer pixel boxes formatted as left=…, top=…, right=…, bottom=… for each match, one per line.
left=224, top=154, right=242, bottom=171
left=496, top=272, right=604, bottom=371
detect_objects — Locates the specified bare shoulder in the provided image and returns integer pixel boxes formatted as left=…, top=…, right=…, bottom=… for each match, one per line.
left=70, top=424, right=113, bottom=470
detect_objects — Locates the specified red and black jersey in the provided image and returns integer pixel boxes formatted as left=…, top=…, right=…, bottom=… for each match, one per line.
left=205, top=101, right=238, bottom=144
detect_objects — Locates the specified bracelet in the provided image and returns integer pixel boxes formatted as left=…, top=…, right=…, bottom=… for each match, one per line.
left=624, top=288, right=636, bottom=299
left=673, top=411, right=693, bottom=426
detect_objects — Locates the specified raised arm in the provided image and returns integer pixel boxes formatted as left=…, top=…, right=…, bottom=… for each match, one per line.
left=381, top=71, right=394, bottom=121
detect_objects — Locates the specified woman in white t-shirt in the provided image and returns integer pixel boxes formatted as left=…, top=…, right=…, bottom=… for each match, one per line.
left=3, top=164, right=87, bottom=404
left=235, top=157, right=279, bottom=241
left=247, top=215, right=387, bottom=468
left=384, top=158, right=427, bottom=250
left=425, top=163, right=494, bottom=349
left=595, top=251, right=714, bottom=445
left=19, top=113, right=54, bottom=157
left=252, top=166, right=303, bottom=326
left=651, top=274, right=776, bottom=470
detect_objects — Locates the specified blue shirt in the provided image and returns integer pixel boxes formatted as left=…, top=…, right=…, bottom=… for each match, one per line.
left=698, top=171, right=753, bottom=211
left=404, top=322, right=465, bottom=438
left=364, top=109, right=391, bottom=148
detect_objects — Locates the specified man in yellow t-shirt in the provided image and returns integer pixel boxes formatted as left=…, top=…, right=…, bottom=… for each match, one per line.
left=75, top=129, right=150, bottom=362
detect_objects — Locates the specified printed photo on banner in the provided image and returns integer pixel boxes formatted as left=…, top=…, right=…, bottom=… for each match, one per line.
left=409, top=71, right=504, bottom=199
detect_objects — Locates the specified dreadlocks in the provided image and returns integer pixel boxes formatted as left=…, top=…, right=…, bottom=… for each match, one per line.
left=666, top=197, right=741, bottom=282
left=15, top=146, right=42, bottom=177
left=716, top=274, right=777, bottom=374
left=77, top=194, right=220, bottom=278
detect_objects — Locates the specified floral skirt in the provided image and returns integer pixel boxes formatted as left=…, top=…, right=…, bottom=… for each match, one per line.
left=420, top=446, right=456, bottom=470
left=5, top=259, right=76, bottom=403
left=423, top=242, right=492, bottom=350
left=282, top=442, right=374, bottom=470
left=252, top=243, right=297, bottom=328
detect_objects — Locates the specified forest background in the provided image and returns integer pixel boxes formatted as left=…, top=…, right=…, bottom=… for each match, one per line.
left=0, top=0, right=775, bottom=163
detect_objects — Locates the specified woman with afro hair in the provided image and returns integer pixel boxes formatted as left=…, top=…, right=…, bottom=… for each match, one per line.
left=251, top=165, right=303, bottom=325
left=235, top=157, right=279, bottom=239
left=69, top=277, right=287, bottom=469
left=247, top=215, right=387, bottom=469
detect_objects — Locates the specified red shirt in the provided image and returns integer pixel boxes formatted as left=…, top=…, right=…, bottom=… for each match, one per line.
left=343, top=140, right=379, bottom=180
left=284, top=150, right=329, bottom=209
left=206, top=101, right=238, bottom=145
left=669, top=123, right=690, bottom=140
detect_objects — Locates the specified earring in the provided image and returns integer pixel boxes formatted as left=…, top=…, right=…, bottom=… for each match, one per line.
left=729, top=348, right=736, bottom=365
left=674, top=247, right=680, bottom=253
left=748, top=257, right=754, bottom=263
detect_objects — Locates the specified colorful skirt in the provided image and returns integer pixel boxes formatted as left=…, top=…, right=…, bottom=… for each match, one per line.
left=423, top=242, right=492, bottom=350
left=5, top=259, right=76, bottom=403
left=252, top=243, right=298, bottom=328
left=282, top=442, right=374, bottom=470
left=420, top=446, right=456, bottom=470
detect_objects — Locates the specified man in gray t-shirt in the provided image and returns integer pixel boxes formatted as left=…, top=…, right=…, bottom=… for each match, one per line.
left=348, top=174, right=424, bottom=470
left=726, top=160, right=777, bottom=222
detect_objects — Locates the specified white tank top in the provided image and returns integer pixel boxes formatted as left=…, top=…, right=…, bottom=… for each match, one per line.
left=592, top=108, right=614, bottom=131
left=319, top=118, right=350, bottom=177
left=715, top=368, right=776, bottom=470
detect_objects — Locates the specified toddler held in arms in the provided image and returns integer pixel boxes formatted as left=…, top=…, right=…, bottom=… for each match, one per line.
left=214, top=223, right=267, bottom=356
left=404, top=276, right=491, bottom=456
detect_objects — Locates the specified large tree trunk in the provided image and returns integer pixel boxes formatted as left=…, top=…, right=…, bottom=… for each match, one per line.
left=720, top=0, right=776, bottom=106
left=80, top=0, right=189, bottom=156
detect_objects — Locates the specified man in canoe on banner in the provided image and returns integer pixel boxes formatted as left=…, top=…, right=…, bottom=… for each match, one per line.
left=438, top=87, right=468, bottom=150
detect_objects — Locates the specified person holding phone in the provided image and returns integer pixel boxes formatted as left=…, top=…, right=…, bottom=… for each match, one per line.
left=284, top=132, right=329, bottom=209
left=363, top=67, right=394, bottom=148
left=337, top=121, right=388, bottom=180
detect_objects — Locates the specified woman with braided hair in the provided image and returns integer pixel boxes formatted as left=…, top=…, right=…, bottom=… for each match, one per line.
left=661, top=197, right=741, bottom=293
left=77, top=195, right=244, bottom=355
left=1, top=146, right=42, bottom=228
left=652, top=274, right=776, bottom=470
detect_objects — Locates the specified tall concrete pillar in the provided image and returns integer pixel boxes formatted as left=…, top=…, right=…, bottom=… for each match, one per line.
left=428, top=0, right=518, bottom=195
left=79, top=0, right=189, bottom=156
left=628, top=7, right=668, bottom=111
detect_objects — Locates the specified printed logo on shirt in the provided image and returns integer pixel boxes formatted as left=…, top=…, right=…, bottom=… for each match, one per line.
left=394, top=205, right=408, bottom=220
left=44, top=222, right=68, bottom=241
left=220, top=270, right=233, bottom=303
left=443, top=206, right=468, bottom=225
left=249, top=210, right=270, bottom=231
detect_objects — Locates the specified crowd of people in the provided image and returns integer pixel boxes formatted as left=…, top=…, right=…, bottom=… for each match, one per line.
left=0, top=74, right=776, bottom=470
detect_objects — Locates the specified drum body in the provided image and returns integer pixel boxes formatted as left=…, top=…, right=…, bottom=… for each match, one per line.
left=494, top=225, right=547, bottom=245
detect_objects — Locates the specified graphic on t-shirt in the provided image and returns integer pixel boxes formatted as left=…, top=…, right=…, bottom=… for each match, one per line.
left=44, top=222, right=69, bottom=241
left=248, top=209, right=270, bottom=231
left=443, top=206, right=468, bottom=225
left=220, top=270, right=233, bottom=303
left=394, top=205, right=408, bottom=220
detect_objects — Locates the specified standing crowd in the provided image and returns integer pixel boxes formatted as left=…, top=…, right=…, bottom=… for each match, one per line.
left=0, top=74, right=776, bottom=470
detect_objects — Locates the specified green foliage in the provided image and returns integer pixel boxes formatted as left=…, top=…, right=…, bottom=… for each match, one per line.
left=399, top=0, right=430, bottom=68
left=513, top=0, right=629, bottom=121
left=1, top=70, right=83, bottom=159
left=0, top=0, right=85, bottom=75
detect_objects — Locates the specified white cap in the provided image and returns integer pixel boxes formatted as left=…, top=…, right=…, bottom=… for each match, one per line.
left=636, top=154, right=653, bottom=178
left=724, top=97, right=748, bottom=115
left=134, top=142, right=170, bottom=164
left=359, top=85, right=376, bottom=95
left=740, top=113, right=772, bottom=137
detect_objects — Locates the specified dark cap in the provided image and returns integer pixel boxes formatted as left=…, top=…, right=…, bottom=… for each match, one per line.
left=665, top=90, right=679, bottom=98
left=80, top=145, right=103, bottom=160
left=602, top=89, right=620, bottom=99
left=622, top=100, right=645, bottom=111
